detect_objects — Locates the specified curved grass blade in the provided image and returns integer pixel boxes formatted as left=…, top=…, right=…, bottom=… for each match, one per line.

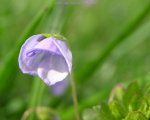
left=0, top=0, right=55, bottom=95
left=76, top=2, right=150, bottom=83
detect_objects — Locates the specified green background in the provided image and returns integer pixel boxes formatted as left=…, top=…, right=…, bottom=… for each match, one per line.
left=0, top=0, right=150, bottom=119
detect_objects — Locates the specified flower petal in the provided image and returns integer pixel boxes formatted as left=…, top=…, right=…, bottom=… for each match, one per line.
left=18, top=35, right=46, bottom=74
left=51, top=77, right=68, bottom=96
left=27, top=37, right=61, bottom=56
left=53, top=38, right=72, bottom=73
left=37, top=53, right=69, bottom=85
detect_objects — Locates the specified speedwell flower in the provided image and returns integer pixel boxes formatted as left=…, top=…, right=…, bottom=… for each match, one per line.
left=18, top=34, right=72, bottom=86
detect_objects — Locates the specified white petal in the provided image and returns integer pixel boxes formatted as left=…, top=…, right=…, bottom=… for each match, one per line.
left=37, top=53, right=69, bottom=85
left=47, top=70, right=68, bottom=85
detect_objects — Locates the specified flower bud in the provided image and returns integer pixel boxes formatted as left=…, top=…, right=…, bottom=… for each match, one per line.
left=18, top=34, right=72, bottom=86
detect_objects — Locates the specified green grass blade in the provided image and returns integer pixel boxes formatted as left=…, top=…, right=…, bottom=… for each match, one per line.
left=0, top=0, right=55, bottom=95
left=76, top=1, right=150, bottom=82
left=28, top=77, right=45, bottom=120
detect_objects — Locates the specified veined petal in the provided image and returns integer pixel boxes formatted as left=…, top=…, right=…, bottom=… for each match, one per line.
left=19, top=35, right=46, bottom=74
left=27, top=37, right=61, bottom=57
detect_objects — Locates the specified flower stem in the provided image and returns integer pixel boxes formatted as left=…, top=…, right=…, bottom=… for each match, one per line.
left=28, top=77, right=45, bottom=120
left=70, top=73, right=80, bottom=120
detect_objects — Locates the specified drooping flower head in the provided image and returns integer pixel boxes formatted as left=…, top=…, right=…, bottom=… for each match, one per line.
left=18, top=34, right=72, bottom=86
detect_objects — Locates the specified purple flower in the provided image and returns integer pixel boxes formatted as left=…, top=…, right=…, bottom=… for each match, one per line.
left=18, top=34, right=72, bottom=86
left=51, top=78, right=69, bottom=96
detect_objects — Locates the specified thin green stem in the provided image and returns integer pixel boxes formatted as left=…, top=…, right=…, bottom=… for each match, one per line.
left=70, top=73, right=81, bottom=120
left=60, top=84, right=110, bottom=120
left=29, top=78, right=45, bottom=120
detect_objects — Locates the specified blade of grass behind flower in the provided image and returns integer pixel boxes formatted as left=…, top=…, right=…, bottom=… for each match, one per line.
left=76, top=1, right=150, bottom=83
left=27, top=2, right=66, bottom=120
left=0, top=0, right=55, bottom=96
left=28, top=77, right=45, bottom=120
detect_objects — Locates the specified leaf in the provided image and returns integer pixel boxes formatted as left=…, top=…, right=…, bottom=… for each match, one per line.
left=139, top=95, right=150, bottom=119
left=99, top=103, right=116, bottom=120
left=123, top=111, right=147, bottom=120
left=82, top=103, right=116, bottom=120
left=123, top=81, right=142, bottom=110
left=109, top=83, right=125, bottom=102
left=143, top=83, right=150, bottom=96
left=82, top=108, right=99, bottom=120
left=82, top=80, right=150, bottom=120
left=109, top=100, right=127, bottom=119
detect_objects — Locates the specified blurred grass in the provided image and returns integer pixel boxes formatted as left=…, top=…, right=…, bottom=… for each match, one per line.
left=0, top=0, right=150, bottom=120
left=0, top=0, right=55, bottom=99
left=76, top=0, right=150, bottom=82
